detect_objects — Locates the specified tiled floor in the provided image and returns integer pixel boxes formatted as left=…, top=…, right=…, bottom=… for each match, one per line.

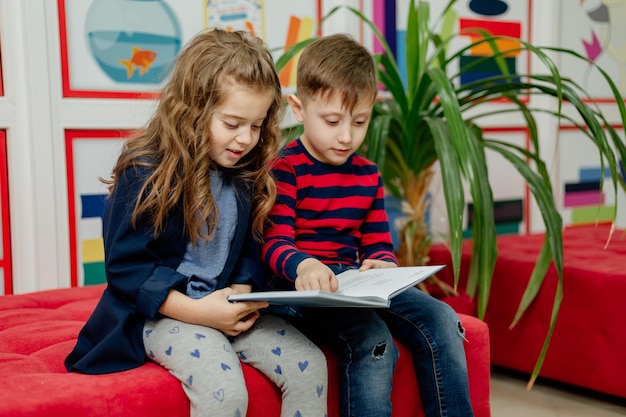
left=490, top=368, right=626, bottom=416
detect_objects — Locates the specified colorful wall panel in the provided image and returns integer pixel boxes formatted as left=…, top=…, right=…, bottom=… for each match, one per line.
left=58, top=0, right=321, bottom=98
left=65, top=129, right=129, bottom=287
left=559, top=0, right=626, bottom=102
left=373, top=0, right=531, bottom=94
left=559, top=125, right=625, bottom=227
left=0, top=131, right=11, bottom=295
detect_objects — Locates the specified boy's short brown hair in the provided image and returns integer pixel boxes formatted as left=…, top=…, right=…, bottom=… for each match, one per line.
left=296, top=33, right=377, bottom=110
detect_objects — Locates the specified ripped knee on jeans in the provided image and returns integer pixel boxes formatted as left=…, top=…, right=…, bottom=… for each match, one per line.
left=372, top=342, right=387, bottom=358
left=457, top=320, right=468, bottom=342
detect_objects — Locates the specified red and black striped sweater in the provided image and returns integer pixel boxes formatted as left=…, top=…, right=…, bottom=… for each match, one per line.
left=263, top=139, right=398, bottom=283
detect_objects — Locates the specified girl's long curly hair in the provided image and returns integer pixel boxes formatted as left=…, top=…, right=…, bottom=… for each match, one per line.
left=106, top=29, right=282, bottom=244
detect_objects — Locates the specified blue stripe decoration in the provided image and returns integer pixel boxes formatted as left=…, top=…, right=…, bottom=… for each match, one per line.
left=579, top=167, right=612, bottom=182
left=396, top=29, right=407, bottom=89
left=580, top=160, right=626, bottom=182
left=80, top=194, right=108, bottom=219
left=459, top=55, right=520, bottom=87
left=384, top=0, right=397, bottom=60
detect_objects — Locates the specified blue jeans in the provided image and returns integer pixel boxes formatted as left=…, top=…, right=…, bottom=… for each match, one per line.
left=289, top=286, right=474, bottom=417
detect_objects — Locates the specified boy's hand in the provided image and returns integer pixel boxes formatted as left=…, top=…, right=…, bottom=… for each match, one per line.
left=359, top=259, right=398, bottom=271
left=295, top=258, right=339, bottom=292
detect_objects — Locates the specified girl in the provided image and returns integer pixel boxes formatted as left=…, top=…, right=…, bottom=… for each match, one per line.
left=65, top=29, right=327, bottom=417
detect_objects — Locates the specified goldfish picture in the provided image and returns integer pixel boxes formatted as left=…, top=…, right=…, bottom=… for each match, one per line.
left=119, top=47, right=157, bottom=78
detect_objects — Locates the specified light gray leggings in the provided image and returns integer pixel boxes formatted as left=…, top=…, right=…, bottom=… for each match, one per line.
left=143, top=314, right=328, bottom=417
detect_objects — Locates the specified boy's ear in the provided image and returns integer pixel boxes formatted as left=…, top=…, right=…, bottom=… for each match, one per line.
left=287, top=94, right=305, bottom=123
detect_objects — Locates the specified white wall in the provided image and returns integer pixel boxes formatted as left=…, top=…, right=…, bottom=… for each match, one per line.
left=0, top=1, right=622, bottom=293
left=0, top=0, right=155, bottom=293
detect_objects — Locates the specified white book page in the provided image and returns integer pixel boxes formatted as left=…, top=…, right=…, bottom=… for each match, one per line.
left=336, top=265, right=445, bottom=299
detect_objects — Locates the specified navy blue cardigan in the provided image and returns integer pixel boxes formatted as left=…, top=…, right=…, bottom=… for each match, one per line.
left=65, top=165, right=265, bottom=374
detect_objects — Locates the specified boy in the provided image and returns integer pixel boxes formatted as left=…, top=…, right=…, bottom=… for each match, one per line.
left=263, top=33, right=474, bottom=417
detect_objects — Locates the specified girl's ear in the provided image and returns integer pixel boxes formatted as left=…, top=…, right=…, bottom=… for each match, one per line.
left=287, top=94, right=305, bottom=123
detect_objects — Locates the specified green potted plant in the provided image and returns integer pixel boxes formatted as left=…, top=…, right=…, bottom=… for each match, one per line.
left=275, top=0, right=626, bottom=386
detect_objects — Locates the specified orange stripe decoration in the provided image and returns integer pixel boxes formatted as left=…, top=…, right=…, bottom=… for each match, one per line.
left=460, top=18, right=522, bottom=57
left=279, top=16, right=302, bottom=88
left=289, top=16, right=314, bottom=86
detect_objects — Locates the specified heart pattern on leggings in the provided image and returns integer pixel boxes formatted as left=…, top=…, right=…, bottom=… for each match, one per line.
left=147, top=321, right=326, bottom=415
left=213, top=388, right=224, bottom=402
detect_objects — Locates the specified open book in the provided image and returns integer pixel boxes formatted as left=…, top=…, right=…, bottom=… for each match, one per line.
left=228, top=265, right=445, bottom=308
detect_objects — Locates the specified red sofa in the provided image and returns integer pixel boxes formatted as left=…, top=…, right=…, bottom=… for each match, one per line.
left=0, top=284, right=490, bottom=416
left=430, top=223, right=626, bottom=399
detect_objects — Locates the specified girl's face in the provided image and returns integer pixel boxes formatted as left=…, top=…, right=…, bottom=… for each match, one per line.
left=209, top=84, right=273, bottom=168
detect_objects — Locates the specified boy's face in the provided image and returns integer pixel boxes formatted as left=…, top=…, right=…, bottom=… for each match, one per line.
left=289, top=92, right=374, bottom=166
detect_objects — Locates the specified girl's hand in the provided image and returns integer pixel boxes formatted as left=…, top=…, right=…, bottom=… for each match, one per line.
left=230, top=283, right=253, bottom=294
left=197, top=288, right=268, bottom=336
left=294, top=258, right=339, bottom=292
left=159, top=288, right=268, bottom=336
left=359, top=259, right=398, bottom=271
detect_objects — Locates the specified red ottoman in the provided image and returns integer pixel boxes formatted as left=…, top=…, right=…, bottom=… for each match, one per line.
left=0, top=284, right=490, bottom=416
left=430, top=223, right=626, bottom=399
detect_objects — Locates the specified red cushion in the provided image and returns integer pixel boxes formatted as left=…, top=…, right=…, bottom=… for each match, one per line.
left=0, top=285, right=491, bottom=416
left=430, top=224, right=626, bottom=398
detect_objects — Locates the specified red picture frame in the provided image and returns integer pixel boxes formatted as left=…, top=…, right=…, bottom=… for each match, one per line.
left=57, top=0, right=161, bottom=99
left=57, top=0, right=323, bottom=99
left=65, top=129, right=130, bottom=287
left=0, top=130, right=12, bottom=294
left=0, top=41, right=4, bottom=96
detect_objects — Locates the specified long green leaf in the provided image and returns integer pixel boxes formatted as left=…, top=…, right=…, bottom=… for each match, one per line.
left=425, top=117, right=464, bottom=285
left=463, top=128, right=497, bottom=317
left=484, top=139, right=563, bottom=388
left=509, top=241, right=552, bottom=328
left=484, top=139, right=563, bottom=319
left=362, top=113, right=393, bottom=169
left=528, top=280, right=563, bottom=390
left=428, top=67, right=497, bottom=315
left=485, top=139, right=563, bottom=257
left=377, top=54, right=409, bottom=115
left=274, top=38, right=318, bottom=73
left=406, top=0, right=429, bottom=97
